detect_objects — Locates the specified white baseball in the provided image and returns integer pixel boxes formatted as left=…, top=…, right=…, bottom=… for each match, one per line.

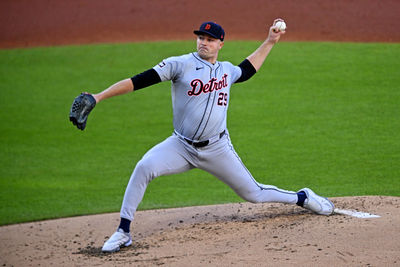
left=275, top=21, right=287, bottom=32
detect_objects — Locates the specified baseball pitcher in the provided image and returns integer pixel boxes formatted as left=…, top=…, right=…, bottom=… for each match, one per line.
left=69, top=19, right=334, bottom=253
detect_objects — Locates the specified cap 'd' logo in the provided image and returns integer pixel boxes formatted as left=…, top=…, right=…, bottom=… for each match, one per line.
left=205, top=24, right=211, bottom=30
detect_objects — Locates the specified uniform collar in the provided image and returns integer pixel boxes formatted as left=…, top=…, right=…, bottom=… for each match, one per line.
left=193, top=52, right=219, bottom=69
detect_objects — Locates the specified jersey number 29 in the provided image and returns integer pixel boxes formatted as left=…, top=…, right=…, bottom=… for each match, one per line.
left=217, top=92, right=228, bottom=106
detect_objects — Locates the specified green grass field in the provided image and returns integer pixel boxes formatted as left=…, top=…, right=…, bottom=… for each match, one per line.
left=0, top=41, right=399, bottom=225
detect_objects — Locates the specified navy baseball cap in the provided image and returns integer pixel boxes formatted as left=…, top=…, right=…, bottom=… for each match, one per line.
left=194, top=22, right=225, bottom=41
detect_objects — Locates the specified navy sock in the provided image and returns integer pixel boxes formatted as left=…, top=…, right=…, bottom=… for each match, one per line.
left=296, top=191, right=307, bottom=206
left=118, top=218, right=131, bottom=233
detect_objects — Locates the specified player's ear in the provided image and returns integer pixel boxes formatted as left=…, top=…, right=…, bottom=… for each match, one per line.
left=219, top=41, right=224, bottom=49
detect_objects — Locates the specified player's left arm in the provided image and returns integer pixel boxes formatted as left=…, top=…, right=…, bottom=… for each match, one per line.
left=235, top=19, right=285, bottom=83
left=246, top=19, right=285, bottom=71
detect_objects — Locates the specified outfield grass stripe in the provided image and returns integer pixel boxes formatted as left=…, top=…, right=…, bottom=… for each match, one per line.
left=0, top=41, right=399, bottom=225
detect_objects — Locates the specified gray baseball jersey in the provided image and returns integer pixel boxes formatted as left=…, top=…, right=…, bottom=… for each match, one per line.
left=153, top=52, right=241, bottom=141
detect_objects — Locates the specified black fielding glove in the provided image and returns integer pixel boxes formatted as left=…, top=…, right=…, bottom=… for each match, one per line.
left=69, top=93, right=96, bottom=130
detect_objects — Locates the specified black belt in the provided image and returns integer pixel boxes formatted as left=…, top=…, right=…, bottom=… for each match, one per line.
left=185, top=130, right=226, bottom=148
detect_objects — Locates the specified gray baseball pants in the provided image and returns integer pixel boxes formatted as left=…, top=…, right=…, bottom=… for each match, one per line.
left=120, top=132, right=298, bottom=221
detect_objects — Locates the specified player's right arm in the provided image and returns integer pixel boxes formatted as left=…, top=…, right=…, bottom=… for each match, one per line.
left=71, top=68, right=163, bottom=130
left=92, top=78, right=133, bottom=103
left=92, top=55, right=181, bottom=103
left=92, top=69, right=162, bottom=103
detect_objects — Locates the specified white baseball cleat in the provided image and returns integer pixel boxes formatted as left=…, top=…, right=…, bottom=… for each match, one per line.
left=102, top=228, right=132, bottom=253
left=299, top=188, right=334, bottom=216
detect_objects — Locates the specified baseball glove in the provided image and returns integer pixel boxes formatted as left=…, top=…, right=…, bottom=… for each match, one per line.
left=69, top=93, right=96, bottom=130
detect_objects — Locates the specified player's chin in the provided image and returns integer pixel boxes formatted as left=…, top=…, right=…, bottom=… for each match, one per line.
left=197, top=50, right=210, bottom=59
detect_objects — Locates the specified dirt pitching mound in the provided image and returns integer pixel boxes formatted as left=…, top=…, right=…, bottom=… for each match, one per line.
left=1, top=196, right=399, bottom=266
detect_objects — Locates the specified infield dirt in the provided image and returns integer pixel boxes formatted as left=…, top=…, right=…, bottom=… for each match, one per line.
left=1, top=197, right=399, bottom=266
left=1, top=0, right=399, bottom=266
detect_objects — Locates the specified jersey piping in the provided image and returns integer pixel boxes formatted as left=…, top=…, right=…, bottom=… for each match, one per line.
left=197, top=63, right=221, bottom=140
left=190, top=53, right=218, bottom=141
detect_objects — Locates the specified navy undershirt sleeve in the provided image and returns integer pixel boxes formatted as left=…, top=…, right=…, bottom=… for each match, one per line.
left=235, top=59, right=257, bottom=83
left=131, top=68, right=162, bottom=90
